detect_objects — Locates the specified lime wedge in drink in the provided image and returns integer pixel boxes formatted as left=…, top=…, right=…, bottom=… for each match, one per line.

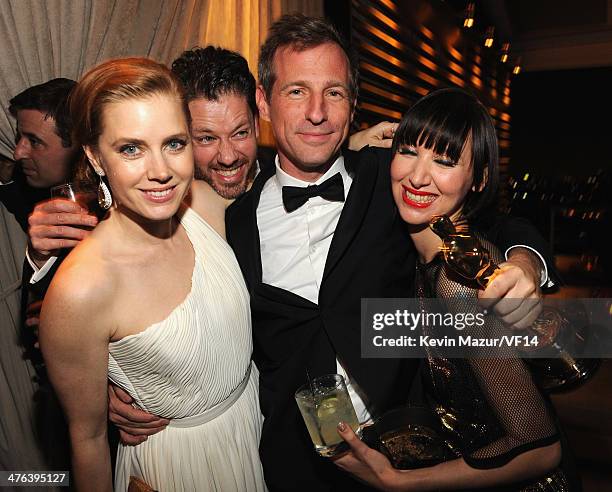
left=317, top=396, right=340, bottom=419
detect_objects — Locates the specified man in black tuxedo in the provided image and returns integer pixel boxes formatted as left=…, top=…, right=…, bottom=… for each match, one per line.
left=226, top=14, right=553, bottom=491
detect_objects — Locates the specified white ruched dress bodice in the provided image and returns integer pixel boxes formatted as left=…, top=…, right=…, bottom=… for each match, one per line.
left=108, top=207, right=266, bottom=491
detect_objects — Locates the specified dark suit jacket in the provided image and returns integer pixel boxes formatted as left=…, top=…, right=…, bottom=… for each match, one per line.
left=0, top=170, right=49, bottom=233
left=226, top=146, right=556, bottom=491
left=0, top=170, right=59, bottom=374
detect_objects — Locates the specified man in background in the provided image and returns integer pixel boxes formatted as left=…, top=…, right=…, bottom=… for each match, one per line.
left=1, top=78, right=80, bottom=231
left=0, top=78, right=82, bottom=474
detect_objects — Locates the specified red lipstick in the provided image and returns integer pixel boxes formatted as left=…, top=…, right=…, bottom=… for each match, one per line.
left=401, top=185, right=436, bottom=209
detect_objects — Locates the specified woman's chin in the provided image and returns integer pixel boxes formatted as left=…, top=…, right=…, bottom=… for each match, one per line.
left=398, top=208, right=436, bottom=228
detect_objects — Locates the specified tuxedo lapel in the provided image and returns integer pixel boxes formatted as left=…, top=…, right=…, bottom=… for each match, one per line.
left=228, top=163, right=274, bottom=287
left=322, top=149, right=378, bottom=281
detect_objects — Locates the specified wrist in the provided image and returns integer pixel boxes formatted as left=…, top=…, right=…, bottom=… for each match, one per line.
left=28, top=243, right=53, bottom=267
left=507, top=249, right=541, bottom=286
left=381, top=468, right=405, bottom=492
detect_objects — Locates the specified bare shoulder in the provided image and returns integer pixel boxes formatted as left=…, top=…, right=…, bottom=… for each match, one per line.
left=41, top=239, right=116, bottom=337
left=186, top=180, right=230, bottom=238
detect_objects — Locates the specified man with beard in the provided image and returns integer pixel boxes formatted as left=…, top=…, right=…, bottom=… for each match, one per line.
left=26, top=47, right=261, bottom=268
left=172, top=46, right=260, bottom=200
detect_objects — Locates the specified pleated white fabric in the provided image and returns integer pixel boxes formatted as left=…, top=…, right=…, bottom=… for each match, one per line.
left=108, top=207, right=266, bottom=491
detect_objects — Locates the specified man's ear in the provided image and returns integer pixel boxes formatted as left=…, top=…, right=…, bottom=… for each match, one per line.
left=473, top=167, right=488, bottom=192
left=256, top=86, right=271, bottom=122
left=84, top=146, right=105, bottom=176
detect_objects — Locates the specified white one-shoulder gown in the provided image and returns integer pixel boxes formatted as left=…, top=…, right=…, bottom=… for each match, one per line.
left=108, top=207, right=266, bottom=491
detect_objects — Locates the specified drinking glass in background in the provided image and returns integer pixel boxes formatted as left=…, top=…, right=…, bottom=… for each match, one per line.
left=295, top=374, right=361, bottom=457
left=50, top=181, right=98, bottom=212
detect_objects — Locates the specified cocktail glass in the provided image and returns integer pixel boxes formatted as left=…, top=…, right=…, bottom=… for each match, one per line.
left=295, top=374, right=361, bottom=457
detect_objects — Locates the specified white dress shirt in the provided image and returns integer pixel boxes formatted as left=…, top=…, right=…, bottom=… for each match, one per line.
left=257, top=155, right=373, bottom=423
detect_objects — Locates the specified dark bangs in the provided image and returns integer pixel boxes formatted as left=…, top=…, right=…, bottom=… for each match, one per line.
left=392, top=92, right=472, bottom=164
left=391, top=88, right=500, bottom=222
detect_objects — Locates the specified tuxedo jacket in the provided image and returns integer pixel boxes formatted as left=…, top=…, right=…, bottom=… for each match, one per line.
left=226, top=146, right=556, bottom=491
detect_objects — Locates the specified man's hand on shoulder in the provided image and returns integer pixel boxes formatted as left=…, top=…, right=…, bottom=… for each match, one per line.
left=479, top=247, right=542, bottom=330
left=29, top=198, right=98, bottom=266
left=348, top=122, right=398, bottom=151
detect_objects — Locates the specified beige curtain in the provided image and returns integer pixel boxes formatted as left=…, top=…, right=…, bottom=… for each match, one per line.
left=0, top=0, right=322, bottom=474
left=0, top=0, right=323, bottom=157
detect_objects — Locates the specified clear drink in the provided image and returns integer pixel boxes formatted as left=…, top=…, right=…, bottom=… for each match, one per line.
left=295, top=374, right=361, bottom=457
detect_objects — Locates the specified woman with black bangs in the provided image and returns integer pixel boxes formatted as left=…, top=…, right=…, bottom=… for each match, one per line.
left=333, top=88, right=572, bottom=491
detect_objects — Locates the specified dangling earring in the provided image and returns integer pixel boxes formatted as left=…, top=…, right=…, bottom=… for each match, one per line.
left=96, top=169, right=112, bottom=210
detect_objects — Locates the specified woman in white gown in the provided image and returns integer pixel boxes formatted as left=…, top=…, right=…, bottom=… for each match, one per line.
left=39, top=58, right=266, bottom=491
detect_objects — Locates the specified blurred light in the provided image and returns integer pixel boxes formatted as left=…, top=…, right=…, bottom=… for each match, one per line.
left=420, top=26, right=435, bottom=41
left=360, top=102, right=403, bottom=120
left=361, top=82, right=410, bottom=106
left=513, top=56, right=522, bottom=75
left=484, top=27, right=494, bottom=47
left=464, top=3, right=475, bottom=28
left=522, top=192, right=528, bottom=200
left=419, top=40, right=436, bottom=57
left=378, top=0, right=398, bottom=13
left=500, top=42, right=510, bottom=63
left=364, top=25, right=403, bottom=50
left=367, top=6, right=400, bottom=32
left=523, top=173, right=529, bottom=181
left=360, top=62, right=409, bottom=88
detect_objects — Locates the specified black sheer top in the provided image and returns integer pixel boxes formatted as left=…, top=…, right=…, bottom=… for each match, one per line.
left=415, top=233, right=561, bottom=471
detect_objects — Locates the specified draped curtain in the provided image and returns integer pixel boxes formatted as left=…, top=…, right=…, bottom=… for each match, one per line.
left=0, top=0, right=322, bottom=473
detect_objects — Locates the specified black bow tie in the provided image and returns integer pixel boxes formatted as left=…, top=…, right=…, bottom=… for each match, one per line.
left=282, top=173, right=345, bottom=213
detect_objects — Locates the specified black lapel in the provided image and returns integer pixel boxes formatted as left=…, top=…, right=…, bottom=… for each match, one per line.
left=322, top=148, right=379, bottom=281
left=228, top=160, right=276, bottom=287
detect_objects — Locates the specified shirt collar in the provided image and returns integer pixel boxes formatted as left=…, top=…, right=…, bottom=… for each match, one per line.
left=274, top=154, right=348, bottom=188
